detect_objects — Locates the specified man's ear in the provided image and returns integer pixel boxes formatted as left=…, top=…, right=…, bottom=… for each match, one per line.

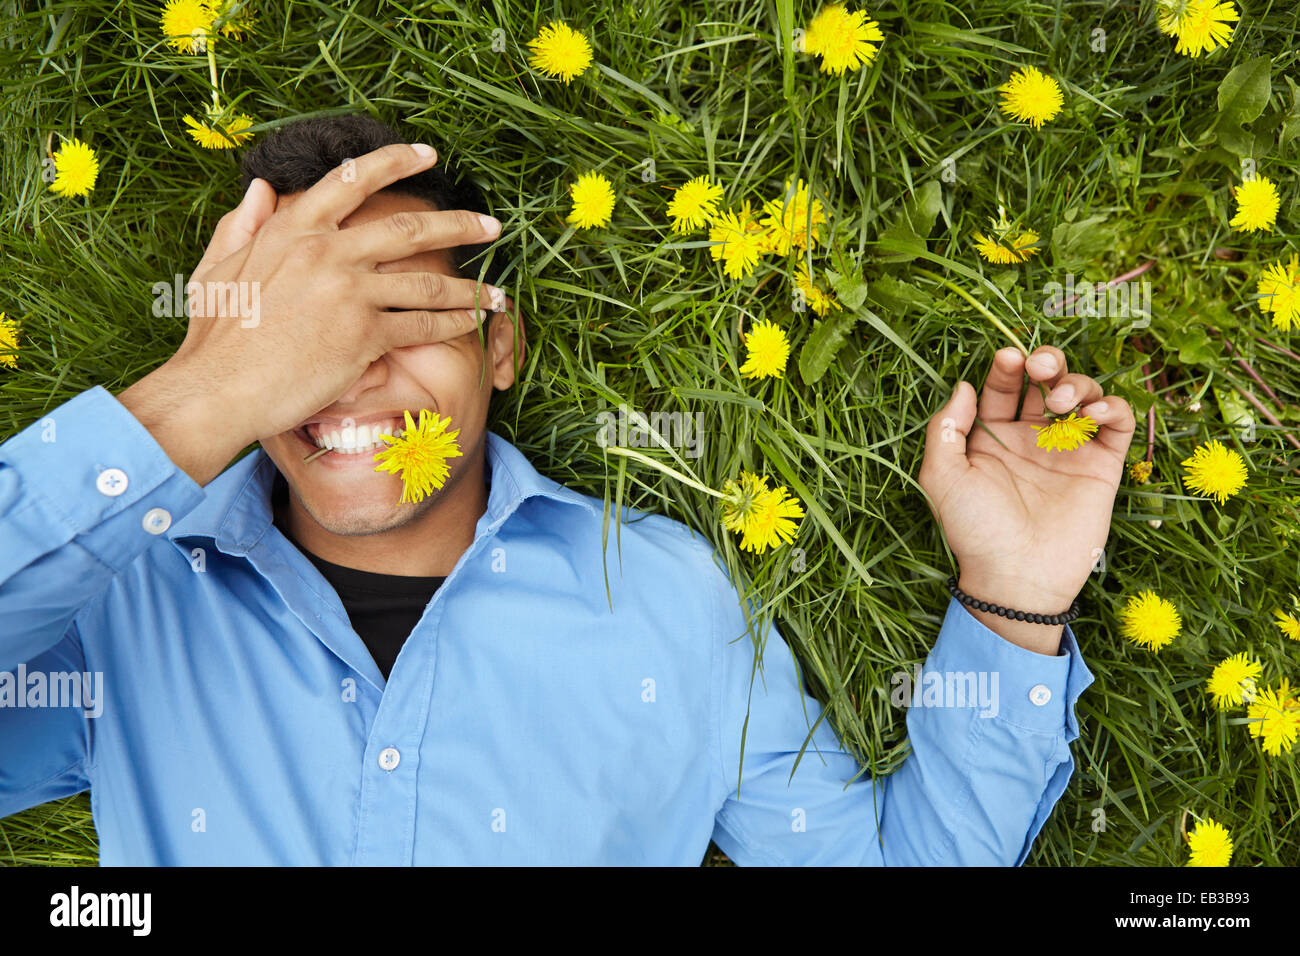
left=488, top=296, right=524, bottom=390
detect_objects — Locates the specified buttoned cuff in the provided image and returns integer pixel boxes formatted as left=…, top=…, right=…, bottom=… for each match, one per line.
left=923, top=595, right=1095, bottom=738
left=0, top=385, right=206, bottom=573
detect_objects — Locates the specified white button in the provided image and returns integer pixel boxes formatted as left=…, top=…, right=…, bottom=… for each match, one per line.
left=378, top=747, right=401, bottom=771
left=95, top=468, right=129, bottom=496
left=1029, top=684, right=1052, bottom=706
left=142, top=507, right=172, bottom=535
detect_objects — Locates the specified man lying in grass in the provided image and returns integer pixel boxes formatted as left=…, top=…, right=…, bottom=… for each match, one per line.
left=0, top=115, right=1135, bottom=865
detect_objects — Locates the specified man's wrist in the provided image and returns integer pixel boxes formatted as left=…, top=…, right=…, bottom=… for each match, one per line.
left=955, top=571, right=1077, bottom=656
left=116, top=360, right=250, bottom=487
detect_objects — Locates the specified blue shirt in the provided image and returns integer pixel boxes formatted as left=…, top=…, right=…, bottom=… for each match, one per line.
left=0, top=385, right=1094, bottom=865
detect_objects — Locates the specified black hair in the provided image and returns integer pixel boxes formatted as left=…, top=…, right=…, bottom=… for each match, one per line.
left=238, top=114, right=501, bottom=287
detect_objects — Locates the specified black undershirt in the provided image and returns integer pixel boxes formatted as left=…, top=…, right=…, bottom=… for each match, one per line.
left=272, top=474, right=444, bottom=681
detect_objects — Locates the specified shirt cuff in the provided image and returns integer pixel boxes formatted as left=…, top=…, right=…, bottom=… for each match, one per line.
left=0, top=385, right=206, bottom=573
left=922, top=595, right=1095, bottom=738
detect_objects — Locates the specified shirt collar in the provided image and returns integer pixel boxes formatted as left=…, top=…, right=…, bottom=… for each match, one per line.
left=167, top=431, right=599, bottom=558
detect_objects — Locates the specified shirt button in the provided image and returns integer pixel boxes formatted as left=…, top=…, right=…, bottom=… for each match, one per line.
left=1029, top=684, right=1052, bottom=706
left=378, top=747, right=401, bottom=771
left=142, top=507, right=172, bottom=535
left=96, top=468, right=129, bottom=497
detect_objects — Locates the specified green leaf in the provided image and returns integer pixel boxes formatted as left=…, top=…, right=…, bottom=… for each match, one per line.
left=866, top=274, right=934, bottom=314
left=825, top=267, right=869, bottom=311
left=1167, top=326, right=1219, bottom=365
left=1215, top=55, right=1273, bottom=156
left=798, top=309, right=859, bottom=385
left=1217, top=55, right=1273, bottom=125
left=1050, top=215, right=1112, bottom=265
left=875, top=181, right=943, bottom=263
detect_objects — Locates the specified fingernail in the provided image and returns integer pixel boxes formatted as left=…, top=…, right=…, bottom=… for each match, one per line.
left=477, top=214, right=501, bottom=235
left=1054, top=384, right=1075, bottom=405
left=1084, top=400, right=1107, bottom=416
left=1031, top=354, right=1057, bottom=372
left=411, top=143, right=437, bottom=159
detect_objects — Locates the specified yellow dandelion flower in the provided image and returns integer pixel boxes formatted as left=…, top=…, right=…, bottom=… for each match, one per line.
left=48, top=138, right=100, bottom=198
left=161, top=0, right=216, bottom=53
left=666, top=175, right=724, bottom=234
left=708, top=206, right=768, bottom=280
left=1180, top=439, right=1247, bottom=505
left=1246, top=679, right=1300, bottom=757
left=1275, top=608, right=1300, bottom=642
left=1119, top=590, right=1181, bottom=652
left=565, top=171, right=615, bottom=230
left=1206, top=652, right=1262, bottom=709
left=721, top=472, right=804, bottom=554
left=739, top=484, right=804, bottom=554
left=998, top=66, right=1064, bottom=129
left=209, top=0, right=255, bottom=38
left=802, top=3, right=884, bottom=75
left=739, top=320, right=792, bottom=380
left=1032, top=412, right=1098, bottom=452
left=1229, top=176, right=1280, bottom=233
left=974, top=228, right=1040, bottom=264
left=1186, top=817, right=1234, bottom=867
left=1129, top=460, right=1154, bottom=483
left=721, top=472, right=768, bottom=533
left=794, top=263, right=841, bottom=316
left=759, top=179, right=826, bottom=255
left=973, top=206, right=1039, bottom=264
left=1256, top=254, right=1300, bottom=332
left=0, top=313, right=19, bottom=370
left=527, top=20, right=593, bottom=84
left=1159, top=0, right=1239, bottom=57
left=372, top=408, right=463, bottom=505
left=182, top=112, right=256, bottom=150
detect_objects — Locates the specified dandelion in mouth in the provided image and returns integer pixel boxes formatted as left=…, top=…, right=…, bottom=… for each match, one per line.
left=372, top=409, right=464, bottom=505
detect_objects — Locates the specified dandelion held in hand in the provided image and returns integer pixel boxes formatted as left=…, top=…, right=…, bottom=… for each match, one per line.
left=371, top=409, right=463, bottom=505
left=1032, top=411, right=1098, bottom=452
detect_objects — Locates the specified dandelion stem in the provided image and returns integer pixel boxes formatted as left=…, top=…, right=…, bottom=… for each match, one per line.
left=602, top=446, right=726, bottom=500
left=206, top=42, right=221, bottom=109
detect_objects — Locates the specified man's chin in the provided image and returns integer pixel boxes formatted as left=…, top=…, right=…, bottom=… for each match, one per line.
left=292, top=489, right=436, bottom=537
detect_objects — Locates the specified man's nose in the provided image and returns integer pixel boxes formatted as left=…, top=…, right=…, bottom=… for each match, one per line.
left=334, top=355, right=390, bottom=405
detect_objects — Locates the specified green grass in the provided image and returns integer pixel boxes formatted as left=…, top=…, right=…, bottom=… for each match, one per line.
left=1, top=0, right=1298, bottom=866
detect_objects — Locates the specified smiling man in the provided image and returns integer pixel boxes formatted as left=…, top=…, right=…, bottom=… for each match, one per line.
left=0, top=115, right=1134, bottom=865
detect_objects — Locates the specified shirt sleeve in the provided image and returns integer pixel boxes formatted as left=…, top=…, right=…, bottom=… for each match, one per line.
left=709, top=567, right=1095, bottom=866
left=0, top=385, right=206, bottom=816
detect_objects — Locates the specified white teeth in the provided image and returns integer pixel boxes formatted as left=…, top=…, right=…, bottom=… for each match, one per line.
left=309, top=418, right=406, bottom=454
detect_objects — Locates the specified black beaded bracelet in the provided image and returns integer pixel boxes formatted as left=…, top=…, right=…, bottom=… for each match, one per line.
left=946, top=576, right=1080, bottom=625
